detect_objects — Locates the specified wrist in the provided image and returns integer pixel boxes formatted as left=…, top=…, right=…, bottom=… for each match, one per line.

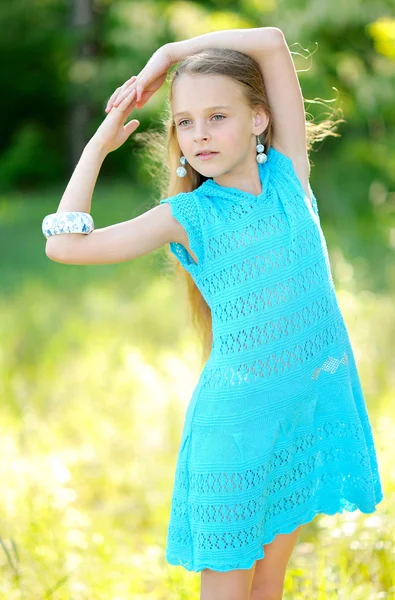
left=165, top=40, right=188, bottom=64
left=84, top=138, right=108, bottom=162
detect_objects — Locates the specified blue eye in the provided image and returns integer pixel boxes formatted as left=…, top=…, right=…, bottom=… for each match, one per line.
left=178, top=115, right=226, bottom=127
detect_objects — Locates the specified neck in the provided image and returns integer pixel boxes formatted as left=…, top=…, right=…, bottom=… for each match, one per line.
left=213, top=160, right=262, bottom=195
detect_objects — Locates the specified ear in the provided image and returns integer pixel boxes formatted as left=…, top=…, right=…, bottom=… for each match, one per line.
left=252, top=106, right=269, bottom=137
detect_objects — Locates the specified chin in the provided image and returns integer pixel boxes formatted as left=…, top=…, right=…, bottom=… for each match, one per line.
left=194, top=163, right=223, bottom=178
left=199, top=170, right=220, bottom=181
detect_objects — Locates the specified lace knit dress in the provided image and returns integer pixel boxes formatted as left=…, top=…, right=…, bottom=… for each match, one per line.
left=159, top=146, right=384, bottom=572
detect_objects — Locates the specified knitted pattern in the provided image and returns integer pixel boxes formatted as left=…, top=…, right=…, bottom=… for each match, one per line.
left=159, top=146, right=384, bottom=572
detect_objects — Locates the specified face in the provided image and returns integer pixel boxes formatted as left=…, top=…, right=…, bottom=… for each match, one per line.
left=171, top=73, right=268, bottom=178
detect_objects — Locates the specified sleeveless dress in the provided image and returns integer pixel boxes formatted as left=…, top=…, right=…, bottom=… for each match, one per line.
left=159, top=146, right=384, bottom=572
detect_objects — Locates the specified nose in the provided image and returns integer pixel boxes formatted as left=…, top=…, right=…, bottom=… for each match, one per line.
left=194, top=124, right=211, bottom=143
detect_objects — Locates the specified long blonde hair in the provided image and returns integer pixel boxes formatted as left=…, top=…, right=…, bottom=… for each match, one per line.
left=135, top=47, right=343, bottom=367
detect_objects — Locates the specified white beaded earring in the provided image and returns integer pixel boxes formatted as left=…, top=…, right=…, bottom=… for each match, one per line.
left=176, top=155, right=188, bottom=177
left=256, top=135, right=267, bottom=164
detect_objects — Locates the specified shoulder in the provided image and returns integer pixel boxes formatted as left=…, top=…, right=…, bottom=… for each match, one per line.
left=159, top=189, right=204, bottom=209
left=159, top=190, right=203, bottom=245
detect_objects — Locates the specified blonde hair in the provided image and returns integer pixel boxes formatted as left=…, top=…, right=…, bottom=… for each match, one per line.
left=135, top=47, right=344, bottom=368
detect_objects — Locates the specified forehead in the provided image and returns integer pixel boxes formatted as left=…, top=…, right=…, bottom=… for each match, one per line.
left=171, top=73, right=243, bottom=116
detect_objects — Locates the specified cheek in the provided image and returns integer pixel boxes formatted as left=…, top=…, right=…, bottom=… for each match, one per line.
left=219, top=123, right=245, bottom=146
left=177, top=129, right=192, bottom=146
left=225, top=131, right=239, bottom=145
left=175, top=130, right=189, bottom=154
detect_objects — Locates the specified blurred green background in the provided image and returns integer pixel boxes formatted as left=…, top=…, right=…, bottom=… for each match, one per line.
left=1, top=0, right=394, bottom=598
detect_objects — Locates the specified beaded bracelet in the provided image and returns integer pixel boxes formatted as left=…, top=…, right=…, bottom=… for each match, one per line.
left=42, top=211, right=94, bottom=240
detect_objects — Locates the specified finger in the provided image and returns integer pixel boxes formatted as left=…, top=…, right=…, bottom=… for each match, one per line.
left=106, top=77, right=136, bottom=111
left=108, top=89, right=136, bottom=116
left=119, top=92, right=139, bottom=123
left=115, top=73, right=145, bottom=107
left=136, top=79, right=145, bottom=103
left=118, top=75, right=137, bottom=97
left=105, top=86, right=122, bottom=112
left=112, top=80, right=137, bottom=108
left=117, top=89, right=137, bottom=112
left=135, top=88, right=152, bottom=108
left=105, top=76, right=137, bottom=112
left=124, top=118, right=140, bottom=138
left=114, top=84, right=134, bottom=106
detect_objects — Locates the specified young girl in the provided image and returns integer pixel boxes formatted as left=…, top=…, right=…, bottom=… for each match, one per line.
left=43, top=27, right=384, bottom=600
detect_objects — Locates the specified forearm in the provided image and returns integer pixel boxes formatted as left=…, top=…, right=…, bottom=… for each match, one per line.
left=168, top=26, right=284, bottom=65
left=55, top=140, right=107, bottom=214
left=45, top=140, right=107, bottom=257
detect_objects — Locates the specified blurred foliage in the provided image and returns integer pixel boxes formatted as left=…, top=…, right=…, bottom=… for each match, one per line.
left=1, top=0, right=395, bottom=290
left=1, top=0, right=394, bottom=187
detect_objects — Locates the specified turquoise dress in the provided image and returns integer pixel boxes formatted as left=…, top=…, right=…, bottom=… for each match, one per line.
left=159, top=146, right=384, bottom=572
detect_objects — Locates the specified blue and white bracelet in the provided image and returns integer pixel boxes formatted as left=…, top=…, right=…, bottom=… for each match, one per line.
left=42, top=211, right=94, bottom=239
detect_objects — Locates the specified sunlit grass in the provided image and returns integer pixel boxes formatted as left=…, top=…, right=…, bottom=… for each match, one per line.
left=0, top=278, right=202, bottom=599
left=1, top=186, right=394, bottom=598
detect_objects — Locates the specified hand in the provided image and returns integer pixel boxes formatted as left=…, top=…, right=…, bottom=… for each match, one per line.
left=105, top=45, right=174, bottom=112
left=92, top=89, right=140, bottom=155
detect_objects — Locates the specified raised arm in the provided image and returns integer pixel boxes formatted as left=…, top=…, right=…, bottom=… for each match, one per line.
left=168, top=27, right=310, bottom=190
left=45, top=96, right=186, bottom=266
left=108, top=27, right=310, bottom=185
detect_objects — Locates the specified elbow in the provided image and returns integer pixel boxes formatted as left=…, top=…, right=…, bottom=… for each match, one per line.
left=45, top=250, right=60, bottom=263
left=45, top=238, right=57, bottom=261
left=264, top=27, right=286, bottom=47
left=45, top=236, right=66, bottom=263
left=45, top=233, right=90, bottom=265
left=269, top=26, right=284, bottom=37
left=45, top=247, right=62, bottom=263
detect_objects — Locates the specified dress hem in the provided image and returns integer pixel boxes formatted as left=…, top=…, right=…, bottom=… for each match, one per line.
left=165, top=493, right=385, bottom=573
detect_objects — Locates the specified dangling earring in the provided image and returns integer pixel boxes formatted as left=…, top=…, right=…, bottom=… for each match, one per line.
left=176, top=155, right=188, bottom=177
left=256, top=135, right=267, bottom=164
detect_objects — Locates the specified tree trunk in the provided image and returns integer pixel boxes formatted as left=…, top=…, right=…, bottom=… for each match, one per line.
left=68, top=0, right=95, bottom=170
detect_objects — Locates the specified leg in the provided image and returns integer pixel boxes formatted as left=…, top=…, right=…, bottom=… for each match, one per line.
left=249, top=525, right=302, bottom=600
left=200, top=563, right=256, bottom=600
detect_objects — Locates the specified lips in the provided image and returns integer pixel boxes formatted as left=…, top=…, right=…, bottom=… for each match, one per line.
left=196, top=151, right=218, bottom=156
left=197, top=152, right=219, bottom=161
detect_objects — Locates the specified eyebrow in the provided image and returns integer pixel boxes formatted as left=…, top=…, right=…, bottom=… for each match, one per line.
left=173, top=105, right=232, bottom=119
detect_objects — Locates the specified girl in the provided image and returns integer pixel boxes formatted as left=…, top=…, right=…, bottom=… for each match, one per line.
left=43, top=27, right=384, bottom=600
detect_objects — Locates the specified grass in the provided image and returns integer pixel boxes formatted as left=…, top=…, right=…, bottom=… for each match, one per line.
left=0, top=182, right=394, bottom=598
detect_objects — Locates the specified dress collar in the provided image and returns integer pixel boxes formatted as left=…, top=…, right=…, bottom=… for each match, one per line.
left=198, top=146, right=276, bottom=201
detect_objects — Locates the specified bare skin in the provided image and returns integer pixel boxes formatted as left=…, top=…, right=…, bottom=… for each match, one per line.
left=200, top=525, right=302, bottom=600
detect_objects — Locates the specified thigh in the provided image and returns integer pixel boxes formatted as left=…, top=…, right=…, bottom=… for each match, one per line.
left=200, top=563, right=256, bottom=600
left=250, top=525, right=302, bottom=598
